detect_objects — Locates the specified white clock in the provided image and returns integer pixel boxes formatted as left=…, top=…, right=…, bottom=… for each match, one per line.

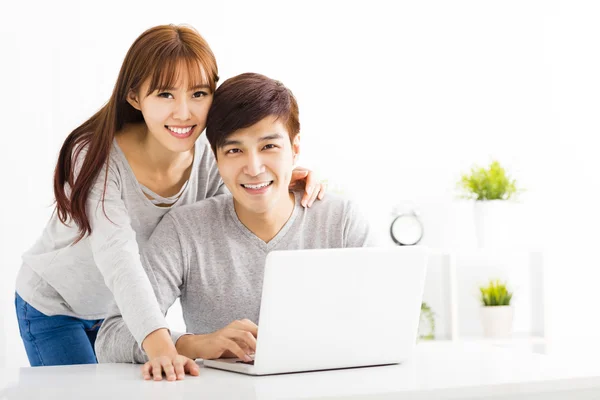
left=390, top=211, right=423, bottom=246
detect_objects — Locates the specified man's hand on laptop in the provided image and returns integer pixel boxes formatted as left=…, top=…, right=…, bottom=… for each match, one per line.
left=175, top=319, right=258, bottom=362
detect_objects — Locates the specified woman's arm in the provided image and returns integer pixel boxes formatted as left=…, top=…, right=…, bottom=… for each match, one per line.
left=95, top=213, right=198, bottom=380
left=85, top=158, right=170, bottom=349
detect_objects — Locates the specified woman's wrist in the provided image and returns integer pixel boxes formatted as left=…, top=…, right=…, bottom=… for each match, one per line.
left=142, top=328, right=178, bottom=359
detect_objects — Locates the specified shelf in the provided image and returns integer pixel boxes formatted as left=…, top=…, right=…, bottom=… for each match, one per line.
left=419, top=335, right=548, bottom=354
left=421, top=250, right=547, bottom=346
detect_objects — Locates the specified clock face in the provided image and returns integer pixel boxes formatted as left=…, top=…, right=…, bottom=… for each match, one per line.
left=391, top=214, right=423, bottom=246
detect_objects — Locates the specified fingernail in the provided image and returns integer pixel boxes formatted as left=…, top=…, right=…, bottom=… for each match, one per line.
left=244, top=355, right=252, bottom=362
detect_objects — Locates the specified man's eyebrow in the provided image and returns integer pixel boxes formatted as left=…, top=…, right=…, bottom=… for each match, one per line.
left=222, top=133, right=285, bottom=148
left=221, top=139, right=242, bottom=147
left=258, top=133, right=285, bottom=141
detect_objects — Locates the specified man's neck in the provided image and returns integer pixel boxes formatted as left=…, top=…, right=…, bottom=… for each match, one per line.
left=234, top=192, right=296, bottom=243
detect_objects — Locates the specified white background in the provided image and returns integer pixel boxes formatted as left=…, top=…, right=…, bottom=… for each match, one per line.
left=1, top=0, right=599, bottom=367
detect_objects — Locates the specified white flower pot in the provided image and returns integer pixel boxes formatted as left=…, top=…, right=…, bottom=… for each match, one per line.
left=0, top=310, right=4, bottom=368
left=473, top=200, right=516, bottom=248
left=480, top=306, right=514, bottom=338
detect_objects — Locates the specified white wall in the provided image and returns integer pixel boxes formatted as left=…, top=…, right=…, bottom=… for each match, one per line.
left=1, top=0, right=599, bottom=367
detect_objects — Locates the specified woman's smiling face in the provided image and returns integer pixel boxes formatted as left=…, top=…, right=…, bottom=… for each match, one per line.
left=127, top=64, right=213, bottom=153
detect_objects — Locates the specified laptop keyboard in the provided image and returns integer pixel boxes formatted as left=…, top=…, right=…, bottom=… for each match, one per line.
left=235, top=360, right=255, bottom=365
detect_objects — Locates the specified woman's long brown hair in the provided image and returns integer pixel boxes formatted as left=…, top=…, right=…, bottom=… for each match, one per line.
left=53, top=24, right=218, bottom=243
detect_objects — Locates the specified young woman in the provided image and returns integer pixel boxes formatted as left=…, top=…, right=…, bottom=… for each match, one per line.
left=14, top=24, right=324, bottom=380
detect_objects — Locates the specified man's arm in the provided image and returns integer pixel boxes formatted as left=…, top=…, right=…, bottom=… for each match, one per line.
left=95, top=213, right=187, bottom=363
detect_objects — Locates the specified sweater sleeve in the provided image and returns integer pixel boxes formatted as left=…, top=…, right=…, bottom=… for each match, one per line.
left=95, top=213, right=187, bottom=363
left=84, top=154, right=168, bottom=347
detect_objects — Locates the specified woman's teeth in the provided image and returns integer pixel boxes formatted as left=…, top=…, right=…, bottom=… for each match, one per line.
left=167, top=126, right=193, bottom=134
left=242, top=181, right=273, bottom=189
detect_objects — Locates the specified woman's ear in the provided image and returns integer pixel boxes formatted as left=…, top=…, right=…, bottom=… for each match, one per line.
left=126, top=89, right=142, bottom=111
left=292, top=134, right=301, bottom=164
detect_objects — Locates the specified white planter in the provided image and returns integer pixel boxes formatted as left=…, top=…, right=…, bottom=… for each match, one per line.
left=0, top=309, right=4, bottom=368
left=480, top=306, right=514, bottom=338
left=473, top=200, right=518, bottom=248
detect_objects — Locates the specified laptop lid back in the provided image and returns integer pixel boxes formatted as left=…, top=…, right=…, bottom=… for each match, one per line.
left=252, top=247, right=429, bottom=374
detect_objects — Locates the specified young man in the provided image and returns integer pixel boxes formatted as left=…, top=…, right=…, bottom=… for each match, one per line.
left=95, top=73, right=374, bottom=373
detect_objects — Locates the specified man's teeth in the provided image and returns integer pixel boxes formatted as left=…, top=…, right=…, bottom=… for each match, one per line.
left=168, top=126, right=193, bottom=134
left=242, top=181, right=272, bottom=189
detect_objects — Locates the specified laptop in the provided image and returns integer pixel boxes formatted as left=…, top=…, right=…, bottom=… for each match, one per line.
left=203, top=246, right=429, bottom=375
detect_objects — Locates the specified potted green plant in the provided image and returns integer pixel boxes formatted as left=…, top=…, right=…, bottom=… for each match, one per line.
left=457, top=161, right=522, bottom=248
left=418, top=302, right=435, bottom=340
left=479, top=279, right=514, bottom=338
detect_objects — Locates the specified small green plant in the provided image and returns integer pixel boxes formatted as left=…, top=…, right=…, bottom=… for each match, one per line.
left=458, top=160, right=520, bottom=200
left=418, top=302, right=435, bottom=340
left=479, top=279, right=513, bottom=306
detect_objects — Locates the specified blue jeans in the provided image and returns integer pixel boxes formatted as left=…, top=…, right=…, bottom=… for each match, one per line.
left=15, top=292, right=103, bottom=366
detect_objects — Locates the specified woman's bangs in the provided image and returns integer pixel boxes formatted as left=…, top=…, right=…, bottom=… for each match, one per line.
left=147, top=55, right=215, bottom=95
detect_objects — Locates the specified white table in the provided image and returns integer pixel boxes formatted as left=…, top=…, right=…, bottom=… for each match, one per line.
left=2, top=342, right=600, bottom=400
